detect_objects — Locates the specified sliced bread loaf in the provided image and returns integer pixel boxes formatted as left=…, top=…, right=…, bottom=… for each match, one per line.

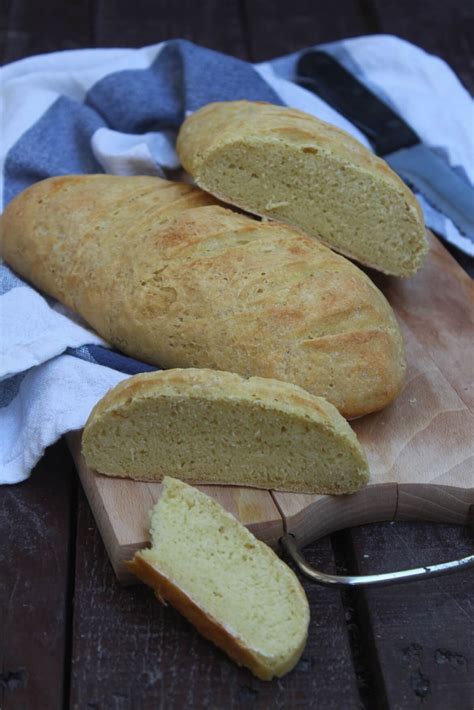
left=127, top=476, right=310, bottom=680
left=82, top=368, right=369, bottom=494
left=177, top=100, right=428, bottom=276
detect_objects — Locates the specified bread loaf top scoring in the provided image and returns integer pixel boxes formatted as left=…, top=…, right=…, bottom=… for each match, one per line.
left=82, top=368, right=370, bottom=494
left=128, top=476, right=310, bottom=680
left=1, top=174, right=405, bottom=418
left=177, top=100, right=428, bottom=276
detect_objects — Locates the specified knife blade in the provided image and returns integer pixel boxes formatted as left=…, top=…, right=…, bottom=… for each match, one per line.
left=296, top=50, right=474, bottom=242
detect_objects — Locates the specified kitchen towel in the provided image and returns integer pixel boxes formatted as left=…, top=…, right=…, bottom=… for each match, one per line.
left=1, top=36, right=473, bottom=483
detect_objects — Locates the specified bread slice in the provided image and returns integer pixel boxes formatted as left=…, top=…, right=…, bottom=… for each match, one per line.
left=82, top=367, right=370, bottom=494
left=127, top=476, right=310, bottom=680
left=177, top=100, right=428, bottom=276
left=1, top=174, right=406, bottom=418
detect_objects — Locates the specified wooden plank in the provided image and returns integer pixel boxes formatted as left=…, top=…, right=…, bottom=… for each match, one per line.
left=371, top=0, right=474, bottom=93
left=273, top=484, right=397, bottom=547
left=3, top=0, right=92, bottom=63
left=242, top=0, right=371, bottom=61
left=354, top=319, right=474, bottom=493
left=374, top=233, right=474, bottom=413
left=69, top=485, right=361, bottom=708
left=397, top=484, right=474, bottom=524
left=93, top=0, right=248, bottom=58
left=0, top=440, right=75, bottom=710
left=348, top=521, right=474, bottom=707
left=274, top=304, right=474, bottom=543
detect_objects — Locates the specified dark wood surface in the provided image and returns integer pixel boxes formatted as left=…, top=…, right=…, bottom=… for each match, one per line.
left=0, top=440, right=75, bottom=710
left=1, top=2, right=473, bottom=708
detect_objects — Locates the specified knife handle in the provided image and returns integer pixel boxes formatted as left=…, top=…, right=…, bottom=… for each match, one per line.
left=297, top=50, right=419, bottom=156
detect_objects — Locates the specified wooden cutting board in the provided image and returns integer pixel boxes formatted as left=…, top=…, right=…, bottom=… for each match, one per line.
left=67, top=232, right=474, bottom=584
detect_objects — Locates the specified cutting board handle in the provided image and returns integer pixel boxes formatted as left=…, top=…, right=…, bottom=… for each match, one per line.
left=273, top=483, right=474, bottom=548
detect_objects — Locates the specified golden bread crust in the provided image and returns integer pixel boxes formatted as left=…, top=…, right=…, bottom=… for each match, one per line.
left=177, top=101, right=428, bottom=276
left=1, top=174, right=405, bottom=417
left=87, top=367, right=344, bottom=423
left=178, top=101, right=393, bottom=177
left=82, top=368, right=370, bottom=493
left=126, top=554, right=307, bottom=680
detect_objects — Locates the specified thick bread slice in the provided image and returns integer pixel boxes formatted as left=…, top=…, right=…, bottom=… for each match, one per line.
left=82, top=368, right=370, bottom=494
left=177, top=100, right=428, bottom=276
left=127, top=476, right=310, bottom=680
left=1, top=174, right=406, bottom=418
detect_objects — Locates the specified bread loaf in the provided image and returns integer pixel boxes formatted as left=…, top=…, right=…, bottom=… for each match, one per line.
left=0, top=174, right=406, bottom=418
left=82, top=368, right=369, bottom=494
left=127, top=476, right=310, bottom=680
left=177, top=100, right=428, bottom=276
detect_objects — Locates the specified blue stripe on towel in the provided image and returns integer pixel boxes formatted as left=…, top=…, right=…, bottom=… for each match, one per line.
left=2, top=40, right=283, bottom=375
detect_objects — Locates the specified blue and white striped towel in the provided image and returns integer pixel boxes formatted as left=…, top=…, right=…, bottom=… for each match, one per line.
left=1, top=36, right=473, bottom=483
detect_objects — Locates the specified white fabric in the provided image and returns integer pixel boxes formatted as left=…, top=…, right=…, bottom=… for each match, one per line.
left=0, top=288, right=106, bottom=381
left=0, top=356, right=127, bottom=484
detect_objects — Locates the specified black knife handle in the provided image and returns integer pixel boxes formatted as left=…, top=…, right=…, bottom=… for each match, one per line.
left=297, top=50, right=419, bottom=156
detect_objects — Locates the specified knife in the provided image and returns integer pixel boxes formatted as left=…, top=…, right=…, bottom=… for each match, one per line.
left=296, top=50, right=474, bottom=242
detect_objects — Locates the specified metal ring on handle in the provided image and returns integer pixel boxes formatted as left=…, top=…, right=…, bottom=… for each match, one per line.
left=280, top=534, right=474, bottom=588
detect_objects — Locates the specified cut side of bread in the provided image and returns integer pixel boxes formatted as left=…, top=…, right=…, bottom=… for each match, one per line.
left=82, top=368, right=370, bottom=494
left=177, top=100, right=428, bottom=276
left=127, top=476, right=310, bottom=680
left=1, top=174, right=406, bottom=418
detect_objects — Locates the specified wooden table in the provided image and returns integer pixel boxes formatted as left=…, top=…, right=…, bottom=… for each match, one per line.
left=1, top=2, right=473, bottom=708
